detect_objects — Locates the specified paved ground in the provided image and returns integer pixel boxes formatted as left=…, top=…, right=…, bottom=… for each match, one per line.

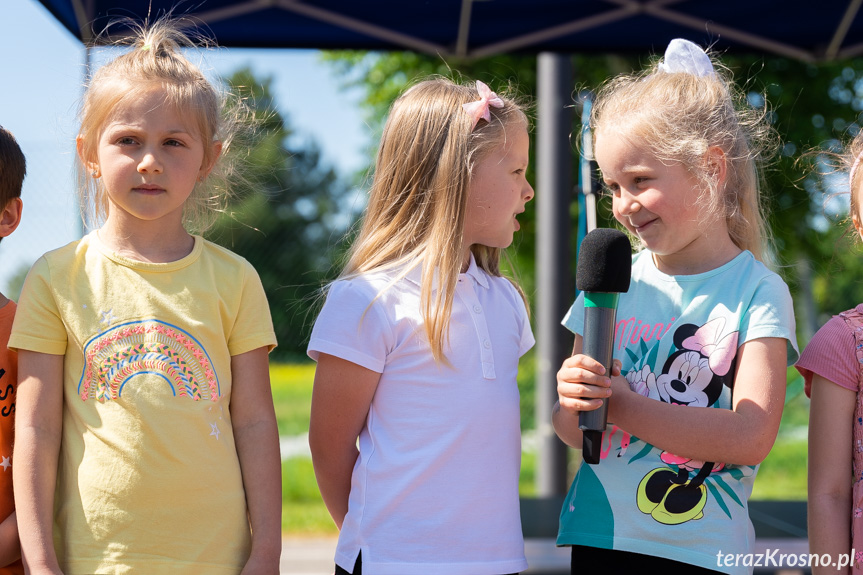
left=279, top=537, right=570, bottom=575
left=280, top=537, right=337, bottom=575
left=279, top=537, right=811, bottom=575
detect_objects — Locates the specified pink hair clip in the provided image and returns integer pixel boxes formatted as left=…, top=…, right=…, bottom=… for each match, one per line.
left=462, top=80, right=504, bottom=130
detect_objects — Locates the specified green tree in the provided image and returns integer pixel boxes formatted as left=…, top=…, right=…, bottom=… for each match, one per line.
left=720, top=56, right=863, bottom=338
left=206, top=67, right=355, bottom=359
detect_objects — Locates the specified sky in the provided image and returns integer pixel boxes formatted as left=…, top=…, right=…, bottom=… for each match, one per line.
left=0, top=0, right=370, bottom=295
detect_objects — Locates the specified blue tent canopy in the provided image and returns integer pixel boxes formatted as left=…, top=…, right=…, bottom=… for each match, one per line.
left=34, top=0, right=863, bottom=62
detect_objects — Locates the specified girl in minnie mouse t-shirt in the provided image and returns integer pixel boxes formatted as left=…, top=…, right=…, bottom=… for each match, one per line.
left=553, top=38, right=798, bottom=575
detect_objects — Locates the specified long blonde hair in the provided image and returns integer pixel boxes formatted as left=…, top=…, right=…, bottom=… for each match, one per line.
left=341, top=77, right=529, bottom=363
left=76, top=17, right=249, bottom=234
left=591, top=50, right=777, bottom=261
left=844, top=131, right=863, bottom=231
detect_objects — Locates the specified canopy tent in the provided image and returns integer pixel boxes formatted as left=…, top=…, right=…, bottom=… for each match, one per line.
left=33, top=0, right=863, bottom=502
left=33, top=0, right=863, bottom=62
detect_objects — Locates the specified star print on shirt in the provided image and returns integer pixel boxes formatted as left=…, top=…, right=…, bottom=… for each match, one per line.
left=100, top=309, right=117, bottom=325
left=210, top=422, right=221, bottom=440
left=0, top=456, right=10, bottom=471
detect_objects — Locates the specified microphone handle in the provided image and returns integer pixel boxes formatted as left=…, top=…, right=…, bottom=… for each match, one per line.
left=578, top=303, right=618, bottom=464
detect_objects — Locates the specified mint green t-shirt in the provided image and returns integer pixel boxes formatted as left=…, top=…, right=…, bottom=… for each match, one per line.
left=559, top=250, right=798, bottom=574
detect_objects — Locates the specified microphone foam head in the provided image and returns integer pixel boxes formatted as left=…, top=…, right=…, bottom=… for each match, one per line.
left=576, top=228, right=632, bottom=293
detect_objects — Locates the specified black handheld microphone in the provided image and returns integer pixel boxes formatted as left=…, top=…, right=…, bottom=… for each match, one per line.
left=575, top=228, right=631, bottom=464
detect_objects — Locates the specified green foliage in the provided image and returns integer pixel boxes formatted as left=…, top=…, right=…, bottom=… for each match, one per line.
left=752, top=438, right=808, bottom=500
left=809, top=224, right=863, bottom=327
left=519, top=449, right=537, bottom=497
left=718, top=56, right=863, bottom=332
left=272, top=363, right=336, bottom=533
left=206, top=67, right=355, bottom=358
left=517, top=349, right=536, bottom=430
left=282, top=456, right=323, bottom=502
left=271, top=363, right=315, bottom=435
left=282, top=457, right=337, bottom=533
left=752, top=368, right=809, bottom=501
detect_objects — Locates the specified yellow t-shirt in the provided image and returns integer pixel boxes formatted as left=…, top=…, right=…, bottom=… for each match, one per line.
left=9, top=232, right=277, bottom=575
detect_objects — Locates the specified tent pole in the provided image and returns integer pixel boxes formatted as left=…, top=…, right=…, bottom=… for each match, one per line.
left=535, top=52, right=573, bottom=497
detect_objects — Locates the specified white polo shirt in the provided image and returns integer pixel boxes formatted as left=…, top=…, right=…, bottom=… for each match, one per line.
left=308, top=255, right=534, bottom=575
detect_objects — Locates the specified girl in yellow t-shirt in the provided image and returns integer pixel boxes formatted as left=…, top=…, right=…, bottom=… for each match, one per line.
left=10, top=17, right=279, bottom=575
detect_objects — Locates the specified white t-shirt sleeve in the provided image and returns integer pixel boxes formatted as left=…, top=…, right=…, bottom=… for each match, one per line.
left=513, top=286, right=535, bottom=357
left=307, top=279, right=392, bottom=373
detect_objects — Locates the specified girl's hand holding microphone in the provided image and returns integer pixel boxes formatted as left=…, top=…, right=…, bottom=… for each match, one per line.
left=557, top=354, right=620, bottom=414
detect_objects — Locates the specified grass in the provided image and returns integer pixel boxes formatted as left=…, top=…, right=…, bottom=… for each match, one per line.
left=750, top=369, right=808, bottom=500
left=271, top=363, right=315, bottom=436
left=752, top=435, right=808, bottom=500
left=274, top=361, right=810, bottom=534
left=281, top=457, right=336, bottom=534
left=271, top=363, right=336, bottom=534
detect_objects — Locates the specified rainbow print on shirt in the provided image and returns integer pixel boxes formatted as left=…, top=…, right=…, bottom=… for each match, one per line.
left=78, top=319, right=219, bottom=402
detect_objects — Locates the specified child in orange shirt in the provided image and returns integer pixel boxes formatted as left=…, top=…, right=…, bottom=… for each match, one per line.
left=0, top=125, right=26, bottom=574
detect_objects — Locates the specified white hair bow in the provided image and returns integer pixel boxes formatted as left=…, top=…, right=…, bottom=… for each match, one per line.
left=657, top=38, right=715, bottom=77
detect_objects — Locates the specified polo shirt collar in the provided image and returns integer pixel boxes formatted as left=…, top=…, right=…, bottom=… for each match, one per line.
left=462, top=253, right=490, bottom=289
left=403, top=253, right=490, bottom=290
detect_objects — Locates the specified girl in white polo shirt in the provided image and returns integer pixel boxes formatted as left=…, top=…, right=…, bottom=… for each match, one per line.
left=308, top=77, right=535, bottom=575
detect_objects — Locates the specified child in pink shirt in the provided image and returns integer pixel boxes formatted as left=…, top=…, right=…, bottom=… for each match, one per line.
left=797, top=130, right=863, bottom=575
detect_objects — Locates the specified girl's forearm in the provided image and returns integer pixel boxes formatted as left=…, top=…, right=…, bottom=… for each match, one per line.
left=808, top=492, right=852, bottom=575
left=0, top=511, right=20, bottom=567
left=308, top=354, right=380, bottom=530
left=609, top=337, right=786, bottom=466
left=608, top=389, right=776, bottom=466
left=309, top=440, right=356, bottom=530
left=234, top=418, right=282, bottom=566
left=15, top=351, right=64, bottom=573
left=13, top=427, right=62, bottom=572
left=807, top=375, right=856, bottom=574
left=230, top=347, right=283, bottom=569
left=556, top=387, right=770, bottom=464
left=551, top=401, right=583, bottom=449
